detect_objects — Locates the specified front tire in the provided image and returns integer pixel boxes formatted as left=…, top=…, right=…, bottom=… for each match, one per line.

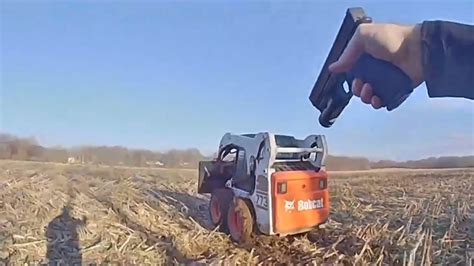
left=209, top=189, right=232, bottom=232
left=227, top=198, right=254, bottom=245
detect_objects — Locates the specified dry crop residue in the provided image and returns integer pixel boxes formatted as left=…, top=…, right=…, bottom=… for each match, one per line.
left=0, top=160, right=473, bottom=265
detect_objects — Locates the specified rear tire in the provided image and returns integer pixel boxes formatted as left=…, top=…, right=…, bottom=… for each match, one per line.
left=209, top=189, right=233, bottom=232
left=227, top=198, right=254, bottom=245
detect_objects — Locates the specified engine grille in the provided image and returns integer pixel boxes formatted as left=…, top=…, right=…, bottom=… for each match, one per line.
left=272, top=161, right=319, bottom=172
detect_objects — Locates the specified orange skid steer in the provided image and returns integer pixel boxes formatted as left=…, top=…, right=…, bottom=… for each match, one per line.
left=197, top=132, right=329, bottom=244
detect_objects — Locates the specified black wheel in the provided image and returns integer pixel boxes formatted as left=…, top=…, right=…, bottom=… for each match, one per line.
left=209, top=188, right=233, bottom=232
left=227, top=198, right=254, bottom=245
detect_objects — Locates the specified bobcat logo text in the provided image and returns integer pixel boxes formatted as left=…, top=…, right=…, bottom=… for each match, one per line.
left=284, top=199, right=324, bottom=212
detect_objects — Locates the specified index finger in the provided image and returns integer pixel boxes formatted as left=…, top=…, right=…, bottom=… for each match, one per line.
left=328, top=27, right=365, bottom=74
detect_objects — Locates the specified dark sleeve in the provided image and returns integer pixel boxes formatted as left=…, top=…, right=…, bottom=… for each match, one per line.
left=420, top=20, right=474, bottom=100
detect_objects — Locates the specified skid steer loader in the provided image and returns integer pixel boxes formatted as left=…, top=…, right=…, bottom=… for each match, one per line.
left=197, top=132, right=329, bottom=244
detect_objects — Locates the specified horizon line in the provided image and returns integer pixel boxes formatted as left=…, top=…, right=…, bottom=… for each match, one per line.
left=1, top=131, right=473, bottom=163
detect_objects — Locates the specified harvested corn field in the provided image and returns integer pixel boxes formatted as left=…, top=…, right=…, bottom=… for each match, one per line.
left=0, top=160, right=473, bottom=265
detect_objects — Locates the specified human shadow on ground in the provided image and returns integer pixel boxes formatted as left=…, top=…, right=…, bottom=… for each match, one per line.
left=45, top=204, right=86, bottom=266
left=0, top=230, right=12, bottom=264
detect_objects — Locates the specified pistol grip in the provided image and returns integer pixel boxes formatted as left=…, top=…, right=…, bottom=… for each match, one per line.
left=347, top=53, right=413, bottom=111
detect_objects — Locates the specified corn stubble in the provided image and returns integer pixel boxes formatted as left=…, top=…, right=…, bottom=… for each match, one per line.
left=0, top=161, right=472, bottom=265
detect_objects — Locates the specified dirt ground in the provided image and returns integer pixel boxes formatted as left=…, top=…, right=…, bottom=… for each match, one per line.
left=0, top=160, right=473, bottom=265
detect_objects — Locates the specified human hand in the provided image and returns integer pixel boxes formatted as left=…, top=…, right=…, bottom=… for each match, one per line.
left=329, top=23, right=424, bottom=109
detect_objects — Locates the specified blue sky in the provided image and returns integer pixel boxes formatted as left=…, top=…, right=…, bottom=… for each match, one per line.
left=1, top=0, right=473, bottom=160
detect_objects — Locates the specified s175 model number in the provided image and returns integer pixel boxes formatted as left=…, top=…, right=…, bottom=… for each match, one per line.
left=256, top=194, right=268, bottom=209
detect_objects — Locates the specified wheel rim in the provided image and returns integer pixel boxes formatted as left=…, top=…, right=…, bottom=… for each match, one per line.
left=210, top=197, right=220, bottom=224
left=229, top=207, right=242, bottom=240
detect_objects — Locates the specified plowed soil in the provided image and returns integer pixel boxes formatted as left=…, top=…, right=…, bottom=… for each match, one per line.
left=0, top=160, right=473, bottom=265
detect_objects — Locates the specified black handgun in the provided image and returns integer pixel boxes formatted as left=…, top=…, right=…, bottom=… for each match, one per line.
left=309, top=7, right=413, bottom=128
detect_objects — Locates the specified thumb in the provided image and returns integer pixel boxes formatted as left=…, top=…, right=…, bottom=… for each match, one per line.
left=328, top=33, right=364, bottom=73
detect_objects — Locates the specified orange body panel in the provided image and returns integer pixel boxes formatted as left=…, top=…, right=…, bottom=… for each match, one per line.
left=271, top=170, right=329, bottom=235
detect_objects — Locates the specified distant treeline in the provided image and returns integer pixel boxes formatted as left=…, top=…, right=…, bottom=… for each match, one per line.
left=326, top=155, right=371, bottom=171
left=325, top=154, right=474, bottom=170
left=0, top=133, right=473, bottom=170
left=0, top=133, right=205, bottom=168
left=370, top=156, right=474, bottom=169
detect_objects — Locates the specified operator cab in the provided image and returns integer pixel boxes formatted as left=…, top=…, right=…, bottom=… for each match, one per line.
left=198, top=133, right=326, bottom=194
left=271, top=134, right=325, bottom=172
